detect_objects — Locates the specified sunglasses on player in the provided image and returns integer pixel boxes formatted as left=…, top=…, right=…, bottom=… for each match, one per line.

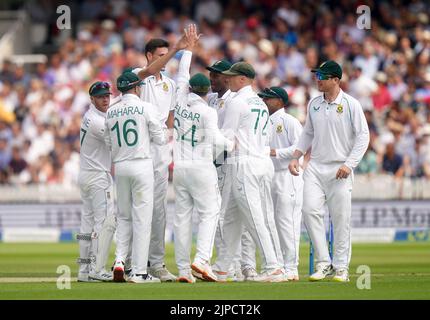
left=315, top=72, right=334, bottom=81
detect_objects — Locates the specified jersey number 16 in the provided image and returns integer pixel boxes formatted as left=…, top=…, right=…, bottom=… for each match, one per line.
left=111, top=119, right=138, bottom=147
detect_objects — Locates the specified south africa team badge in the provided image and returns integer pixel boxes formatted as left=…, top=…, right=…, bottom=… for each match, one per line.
left=336, top=104, right=343, bottom=114
left=162, top=82, right=169, bottom=91
left=276, top=124, right=283, bottom=133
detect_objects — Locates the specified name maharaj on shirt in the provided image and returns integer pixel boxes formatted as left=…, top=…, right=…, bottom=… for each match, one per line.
left=107, top=106, right=144, bottom=119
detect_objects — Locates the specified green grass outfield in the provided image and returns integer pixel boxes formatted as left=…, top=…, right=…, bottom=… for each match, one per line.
left=0, top=242, right=429, bottom=300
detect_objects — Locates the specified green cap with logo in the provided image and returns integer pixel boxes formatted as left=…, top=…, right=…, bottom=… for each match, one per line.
left=222, top=61, right=256, bottom=79
left=116, top=71, right=142, bottom=92
left=258, top=87, right=289, bottom=105
left=206, top=59, right=232, bottom=73
left=189, top=73, right=211, bottom=94
left=311, top=60, right=342, bottom=79
left=89, top=81, right=112, bottom=96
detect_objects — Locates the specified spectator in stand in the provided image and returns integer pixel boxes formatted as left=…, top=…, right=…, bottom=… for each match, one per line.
left=7, top=146, right=28, bottom=184
left=349, top=66, right=378, bottom=111
left=356, top=147, right=379, bottom=175
left=382, top=143, right=405, bottom=178
left=0, top=0, right=429, bottom=185
left=372, top=72, right=392, bottom=114
left=0, top=137, right=11, bottom=172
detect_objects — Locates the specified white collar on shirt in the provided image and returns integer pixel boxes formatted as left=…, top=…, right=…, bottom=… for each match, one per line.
left=122, top=93, right=141, bottom=101
left=220, top=89, right=232, bottom=100
left=147, top=72, right=170, bottom=85
left=235, top=85, right=254, bottom=96
left=90, top=103, right=106, bottom=117
left=188, top=92, right=207, bottom=105
left=322, top=88, right=344, bottom=104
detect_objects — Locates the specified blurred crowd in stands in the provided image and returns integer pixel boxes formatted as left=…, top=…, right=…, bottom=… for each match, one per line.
left=0, top=0, right=429, bottom=185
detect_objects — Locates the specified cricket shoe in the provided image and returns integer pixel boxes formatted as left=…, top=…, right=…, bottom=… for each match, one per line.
left=89, top=269, right=113, bottom=282
left=149, top=265, right=177, bottom=282
left=309, top=264, right=334, bottom=281
left=191, top=261, right=218, bottom=282
left=285, top=269, right=300, bottom=281
left=332, top=269, right=350, bottom=282
left=77, top=273, right=100, bottom=282
left=242, top=267, right=258, bottom=281
left=191, top=269, right=205, bottom=281
left=213, top=270, right=228, bottom=282
left=124, top=268, right=133, bottom=281
left=177, top=272, right=196, bottom=283
left=128, top=273, right=161, bottom=284
left=255, top=268, right=288, bottom=283
left=228, top=268, right=244, bottom=282
left=112, top=260, right=126, bottom=283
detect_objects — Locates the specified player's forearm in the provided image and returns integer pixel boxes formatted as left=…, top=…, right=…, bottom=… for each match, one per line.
left=275, top=145, right=298, bottom=159
left=345, top=126, right=370, bottom=170
left=296, top=132, right=312, bottom=155
left=177, top=50, right=192, bottom=83
left=138, top=47, right=179, bottom=79
left=166, top=111, right=175, bottom=129
left=291, top=149, right=304, bottom=160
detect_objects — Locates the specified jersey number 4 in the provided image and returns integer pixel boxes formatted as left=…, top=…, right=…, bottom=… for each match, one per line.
left=111, top=119, right=138, bottom=147
left=174, top=117, right=198, bottom=147
left=251, top=108, right=269, bottom=135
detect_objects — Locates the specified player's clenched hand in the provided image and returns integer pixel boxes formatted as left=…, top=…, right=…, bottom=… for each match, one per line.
left=336, top=165, right=351, bottom=179
left=289, top=159, right=300, bottom=176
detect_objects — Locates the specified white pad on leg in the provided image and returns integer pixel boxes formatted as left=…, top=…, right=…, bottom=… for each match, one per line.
left=95, top=214, right=117, bottom=272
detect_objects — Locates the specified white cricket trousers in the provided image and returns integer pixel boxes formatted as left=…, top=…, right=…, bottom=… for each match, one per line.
left=173, top=163, right=221, bottom=273
left=212, top=164, right=256, bottom=272
left=217, top=158, right=282, bottom=273
left=149, top=143, right=170, bottom=269
left=115, top=159, right=154, bottom=275
left=271, top=169, right=303, bottom=272
left=302, top=161, right=353, bottom=270
left=78, top=170, right=115, bottom=274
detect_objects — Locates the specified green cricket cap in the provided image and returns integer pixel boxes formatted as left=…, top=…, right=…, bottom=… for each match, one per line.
left=89, top=81, right=112, bottom=96
left=116, top=71, right=142, bottom=92
left=206, top=59, right=232, bottom=73
left=189, top=73, right=211, bottom=94
left=258, top=86, right=289, bottom=105
left=311, top=60, right=342, bottom=79
left=222, top=61, right=256, bottom=79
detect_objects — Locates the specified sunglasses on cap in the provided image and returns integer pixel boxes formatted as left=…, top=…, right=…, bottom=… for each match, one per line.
left=89, top=81, right=111, bottom=93
left=315, top=72, right=334, bottom=81
left=263, top=87, right=282, bottom=99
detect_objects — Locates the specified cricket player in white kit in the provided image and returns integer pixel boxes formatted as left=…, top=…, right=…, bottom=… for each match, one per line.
left=215, top=62, right=285, bottom=282
left=172, top=25, right=234, bottom=283
left=258, top=86, right=304, bottom=281
left=206, top=60, right=256, bottom=281
left=105, top=71, right=166, bottom=284
left=131, top=39, right=180, bottom=282
left=77, top=81, right=117, bottom=282
left=289, top=61, right=370, bottom=282
left=123, top=30, right=195, bottom=281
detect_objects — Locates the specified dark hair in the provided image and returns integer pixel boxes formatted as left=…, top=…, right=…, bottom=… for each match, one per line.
left=190, top=89, right=207, bottom=97
left=144, top=38, right=169, bottom=55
